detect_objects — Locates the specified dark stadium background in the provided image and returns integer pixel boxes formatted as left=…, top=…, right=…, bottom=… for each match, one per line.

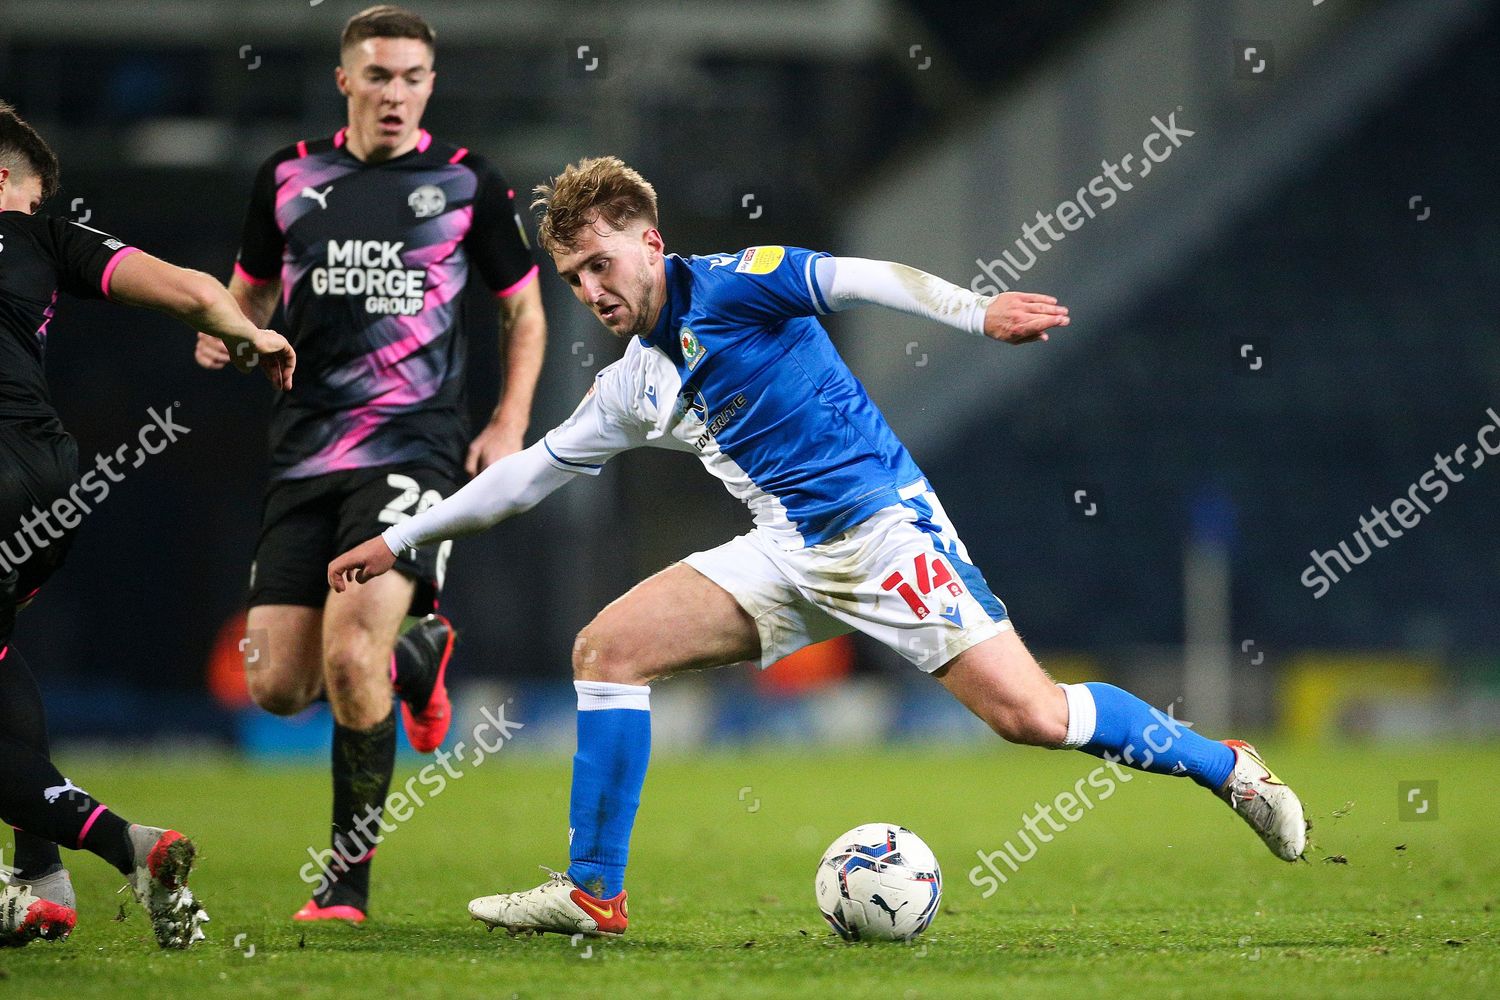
left=3, top=0, right=1497, bottom=745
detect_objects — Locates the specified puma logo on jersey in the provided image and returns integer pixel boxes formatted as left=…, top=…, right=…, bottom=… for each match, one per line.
left=43, top=778, right=84, bottom=803
left=301, top=185, right=333, bottom=209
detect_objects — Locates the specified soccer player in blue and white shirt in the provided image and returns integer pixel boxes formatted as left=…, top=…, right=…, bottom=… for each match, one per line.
left=329, top=157, right=1306, bottom=938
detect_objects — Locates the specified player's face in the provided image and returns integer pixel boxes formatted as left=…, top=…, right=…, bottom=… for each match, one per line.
left=554, top=220, right=664, bottom=339
left=336, top=37, right=435, bottom=159
left=0, top=168, right=43, bottom=214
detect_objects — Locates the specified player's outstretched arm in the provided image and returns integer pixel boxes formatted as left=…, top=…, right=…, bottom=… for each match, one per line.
left=193, top=271, right=281, bottom=371
left=816, top=257, right=1069, bottom=345
left=108, top=252, right=295, bottom=390
left=328, top=441, right=581, bottom=592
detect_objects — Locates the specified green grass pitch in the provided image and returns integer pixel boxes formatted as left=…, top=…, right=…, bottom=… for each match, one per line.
left=3, top=743, right=1495, bottom=998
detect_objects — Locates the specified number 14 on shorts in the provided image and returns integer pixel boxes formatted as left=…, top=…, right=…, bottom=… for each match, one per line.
left=881, top=553, right=965, bottom=625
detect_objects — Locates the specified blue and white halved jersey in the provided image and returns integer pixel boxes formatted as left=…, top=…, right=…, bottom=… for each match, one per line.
left=543, top=247, right=927, bottom=549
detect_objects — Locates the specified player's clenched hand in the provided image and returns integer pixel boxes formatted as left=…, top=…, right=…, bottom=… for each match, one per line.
left=194, top=332, right=231, bottom=369
left=220, top=329, right=297, bottom=391
left=465, top=422, right=524, bottom=477
left=983, top=292, right=1070, bottom=345
left=328, top=536, right=398, bottom=593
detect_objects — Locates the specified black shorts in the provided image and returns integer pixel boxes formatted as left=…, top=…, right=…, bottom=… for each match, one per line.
left=0, top=419, right=80, bottom=641
left=248, top=463, right=459, bottom=615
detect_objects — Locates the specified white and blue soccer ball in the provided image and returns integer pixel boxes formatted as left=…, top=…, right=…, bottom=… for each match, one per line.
left=814, top=823, right=942, bottom=942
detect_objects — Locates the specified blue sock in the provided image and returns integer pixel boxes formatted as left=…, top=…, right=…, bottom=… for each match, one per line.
left=1060, top=682, right=1236, bottom=790
left=566, top=680, right=651, bottom=898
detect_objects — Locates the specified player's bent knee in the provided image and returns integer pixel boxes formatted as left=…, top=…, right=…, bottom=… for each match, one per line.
left=246, top=671, right=317, bottom=717
left=571, top=629, right=655, bottom=686
left=321, top=635, right=388, bottom=697
left=983, top=700, right=1068, bottom=748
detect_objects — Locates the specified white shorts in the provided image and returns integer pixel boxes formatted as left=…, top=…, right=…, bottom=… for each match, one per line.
left=683, top=486, right=1011, bottom=673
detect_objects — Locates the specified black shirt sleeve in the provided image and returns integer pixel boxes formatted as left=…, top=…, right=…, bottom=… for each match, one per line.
left=462, top=154, right=538, bottom=296
left=235, top=153, right=286, bottom=283
left=45, top=217, right=138, bottom=301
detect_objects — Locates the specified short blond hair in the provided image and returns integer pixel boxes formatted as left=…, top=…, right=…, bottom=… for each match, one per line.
left=532, top=156, right=658, bottom=256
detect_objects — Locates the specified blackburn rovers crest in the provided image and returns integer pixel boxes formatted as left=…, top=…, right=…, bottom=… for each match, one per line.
left=680, top=326, right=706, bottom=371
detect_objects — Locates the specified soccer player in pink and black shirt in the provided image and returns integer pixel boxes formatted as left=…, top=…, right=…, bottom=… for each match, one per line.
left=191, top=6, right=546, bottom=923
left=1, top=100, right=293, bottom=948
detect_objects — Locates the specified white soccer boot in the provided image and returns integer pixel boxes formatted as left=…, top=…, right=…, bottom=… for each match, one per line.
left=469, top=867, right=628, bottom=937
left=1, top=874, right=77, bottom=946
left=1217, top=740, right=1307, bottom=861
left=126, top=825, right=210, bottom=948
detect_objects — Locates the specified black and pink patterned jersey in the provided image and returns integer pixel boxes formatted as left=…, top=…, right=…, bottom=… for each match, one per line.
left=235, top=128, right=538, bottom=480
left=1, top=211, right=140, bottom=422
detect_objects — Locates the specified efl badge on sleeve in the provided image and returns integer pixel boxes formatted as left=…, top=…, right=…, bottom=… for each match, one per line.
left=735, top=245, right=786, bottom=274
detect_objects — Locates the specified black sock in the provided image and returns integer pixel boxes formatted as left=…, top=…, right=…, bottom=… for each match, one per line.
left=320, top=710, right=396, bottom=910
left=11, top=844, right=64, bottom=880
left=392, top=629, right=438, bottom=711
left=80, top=810, right=133, bottom=876
left=0, top=730, right=134, bottom=876
left=0, top=644, right=63, bottom=878
left=0, top=644, right=131, bottom=875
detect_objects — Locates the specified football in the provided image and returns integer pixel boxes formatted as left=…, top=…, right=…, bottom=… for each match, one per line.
left=814, top=823, right=942, bottom=942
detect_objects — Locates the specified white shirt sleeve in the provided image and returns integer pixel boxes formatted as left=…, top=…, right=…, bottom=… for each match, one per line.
left=812, top=256, right=994, bottom=336
left=381, top=443, right=579, bottom=553
left=380, top=353, right=661, bottom=553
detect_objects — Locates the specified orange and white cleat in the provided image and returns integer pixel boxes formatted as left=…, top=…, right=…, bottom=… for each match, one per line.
left=396, top=614, right=456, bottom=754
left=0, top=871, right=77, bottom=947
left=1217, top=740, right=1307, bottom=861
left=469, top=868, right=628, bottom=937
left=127, top=826, right=209, bottom=948
left=293, top=899, right=367, bottom=924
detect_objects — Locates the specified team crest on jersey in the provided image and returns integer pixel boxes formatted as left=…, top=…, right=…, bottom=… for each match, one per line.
left=408, top=184, right=446, bottom=218
left=735, top=245, right=785, bottom=274
left=679, top=326, right=707, bottom=371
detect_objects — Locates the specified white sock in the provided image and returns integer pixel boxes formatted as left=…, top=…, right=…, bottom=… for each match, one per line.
left=1058, top=683, right=1097, bottom=749
left=574, top=679, right=650, bottom=711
